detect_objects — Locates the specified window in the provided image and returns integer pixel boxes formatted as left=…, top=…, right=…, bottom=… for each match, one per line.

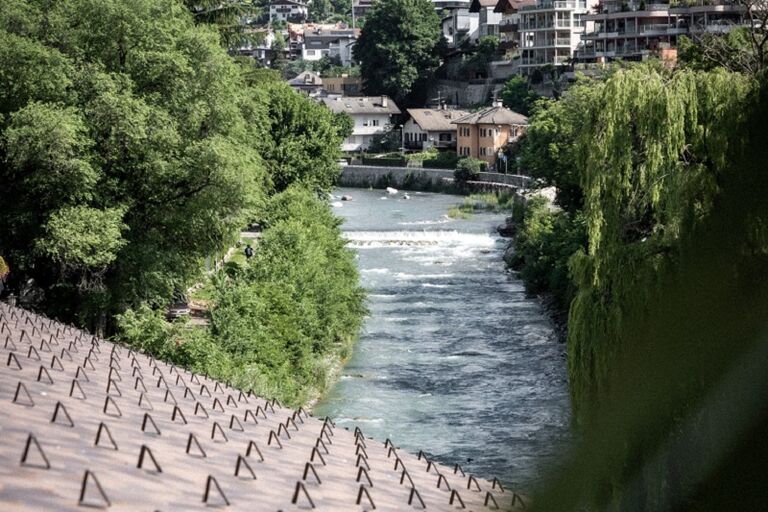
left=371, top=119, right=380, bottom=127
left=480, top=147, right=486, bottom=156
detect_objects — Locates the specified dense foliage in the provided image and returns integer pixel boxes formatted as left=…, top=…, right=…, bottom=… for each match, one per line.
left=510, top=61, right=768, bottom=510
left=534, top=68, right=768, bottom=512
left=353, top=0, right=442, bottom=106
left=500, top=75, right=539, bottom=117
left=507, top=198, right=586, bottom=313
left=117, top=188, right=366, bottom=405
left=0, top=0, right=348, bottom=332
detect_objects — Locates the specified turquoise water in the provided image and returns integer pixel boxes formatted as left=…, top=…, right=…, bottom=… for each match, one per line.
left=315, top=187, right=571, bottom=491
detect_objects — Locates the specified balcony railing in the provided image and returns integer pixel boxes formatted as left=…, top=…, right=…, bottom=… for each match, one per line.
left=499, top=22, right=520, bottom=32
left=521, top=0, right=587, bottom=11
left=640, top=23, right=673, bottom=33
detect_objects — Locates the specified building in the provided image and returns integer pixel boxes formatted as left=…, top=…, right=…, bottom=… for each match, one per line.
left=287, top=71, right=324, bottom=96
left=442, top=7, right=480, bottom=47
left=453, top=103, right=528, bottom=168
left=403, top=108, right=471, bottom=151
left=302, top=28, right=359, bottom=66
left=322, top=75, right=364, bottom=96
left=577, top=0, right=747, bottom=64
left=470, top=0, right=504, bottom=37
left=517, top=0, right=596, bottom=74
left=320, top=96, right=401, bottom=152
left=269, top=0, right=309, bottom=22
left=489, top=0, right=536, bottom=78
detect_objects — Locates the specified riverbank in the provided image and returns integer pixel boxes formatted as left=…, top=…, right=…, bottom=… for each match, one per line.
left=116, top=187, right=367, bottom=408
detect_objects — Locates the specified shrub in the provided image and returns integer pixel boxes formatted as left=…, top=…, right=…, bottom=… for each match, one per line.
left=454, top=157, right=484, bottom=182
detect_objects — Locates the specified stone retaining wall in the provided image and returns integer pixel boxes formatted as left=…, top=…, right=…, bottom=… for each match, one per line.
left=339, top=166, right=532, bottom=192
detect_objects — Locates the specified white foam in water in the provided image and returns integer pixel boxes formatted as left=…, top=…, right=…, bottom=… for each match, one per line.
left=398, top=216, right=454, bottom=226
left=344, top=230, right=497, bottom=248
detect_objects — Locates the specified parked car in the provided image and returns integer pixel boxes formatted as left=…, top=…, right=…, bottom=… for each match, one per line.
left=167, top=301, right=191, bottom=320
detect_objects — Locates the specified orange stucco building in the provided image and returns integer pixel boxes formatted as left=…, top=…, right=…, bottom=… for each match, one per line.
left=453, top=104, right=528, bottom=169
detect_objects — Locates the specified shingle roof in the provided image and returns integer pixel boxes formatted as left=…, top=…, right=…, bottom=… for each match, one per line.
left=452, top=106, right=529, bottom=126
left=0, top=304, right=525, bottom=510
left=321, top=96, right=401, bottom=115
left=407, top=108, right=472, bottom=132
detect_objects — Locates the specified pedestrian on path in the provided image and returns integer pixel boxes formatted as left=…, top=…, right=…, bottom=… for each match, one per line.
left=244, top=244, right=254, bottom=259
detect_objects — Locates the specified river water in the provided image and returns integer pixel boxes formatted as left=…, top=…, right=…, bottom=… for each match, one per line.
left=315, top=187, right=571, bottom=491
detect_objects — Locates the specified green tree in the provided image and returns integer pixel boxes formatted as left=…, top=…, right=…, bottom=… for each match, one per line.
left=534, top=67, right=768, bottom=512
left=258, top=82, right=346, bottom=192
left=183, top=0, right=262, bottom=50
left=309, top=0, right=332, bottom=21
left=0, top=0, right=344, bottom=330
left=518, top=79, right=601, bottom=212
left=353, top=0, right=442, bottom=106
left=500, top=75, right=539, bottom=116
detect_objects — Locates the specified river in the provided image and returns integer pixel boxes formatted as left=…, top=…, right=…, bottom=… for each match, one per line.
left=314, top=187, right=571, bottom=492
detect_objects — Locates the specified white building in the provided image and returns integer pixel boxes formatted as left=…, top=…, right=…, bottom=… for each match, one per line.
left=442, top=9, right=480, bottom=47
left=517, top=0, right=597, bottom=74
left=302, top=28, right=358, bottom=66
left=470, top=0, right=504, bottom=37
left=403, top=108, right=471, bottom=151
left=269, top=0, right=308, bottom=22
left=320, top=96, right=401, bottom=152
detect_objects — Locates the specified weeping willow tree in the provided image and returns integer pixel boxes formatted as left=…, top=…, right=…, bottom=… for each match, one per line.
left=532, top=65, right=768, bottom=511
left=568, top=66, right=753, bottom=420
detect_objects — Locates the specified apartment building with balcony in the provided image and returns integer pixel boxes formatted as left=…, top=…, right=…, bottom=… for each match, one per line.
left=577, top=0, right=748, bottom=64
left=517, top=0, right=597, bottom=74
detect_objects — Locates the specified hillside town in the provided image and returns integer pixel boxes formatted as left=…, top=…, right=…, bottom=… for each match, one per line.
left=231, top=0, right=755, bottom=171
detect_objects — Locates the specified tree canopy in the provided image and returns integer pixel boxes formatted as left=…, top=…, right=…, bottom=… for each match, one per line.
left=0, top=0, right=346, bottom=330
left=353, top=0, right=442, bottom=106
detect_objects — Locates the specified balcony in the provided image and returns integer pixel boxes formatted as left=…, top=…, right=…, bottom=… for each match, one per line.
left=639, top=23, right=673, bottom=34
left=520, top=0, right=587, bottom=11
left=499, top=22, right=520, bottom=32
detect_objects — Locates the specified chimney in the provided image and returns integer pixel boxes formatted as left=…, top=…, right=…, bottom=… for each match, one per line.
left=381, top=96, right=388, bottom=108
left=492, top=98, right=503, bottom=108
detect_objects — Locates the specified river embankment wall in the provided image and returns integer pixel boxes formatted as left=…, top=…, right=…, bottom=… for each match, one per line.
left=339, top=165, right=531, bottom=193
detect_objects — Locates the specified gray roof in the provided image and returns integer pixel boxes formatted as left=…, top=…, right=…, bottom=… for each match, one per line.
left=407, top=108, right=471, bottom=132
left=0, top=303, right=523, bottom=511
left=288, top=70, right=323, bottom=87
left=321, top=96, right=401, bottom=115
left=452, top=106, right=528, bottom=126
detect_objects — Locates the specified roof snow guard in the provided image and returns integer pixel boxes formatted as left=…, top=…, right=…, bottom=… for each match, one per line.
left=0, top=304, right=525, bottom=511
